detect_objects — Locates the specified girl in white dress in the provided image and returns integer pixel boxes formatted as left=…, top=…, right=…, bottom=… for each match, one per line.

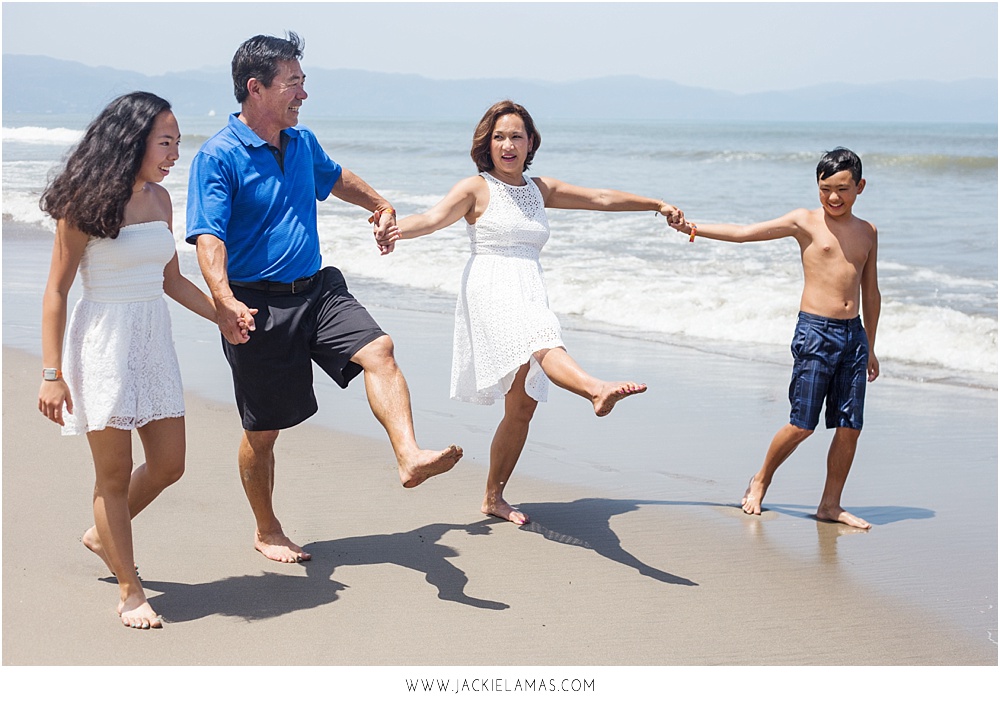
left=38, top=92, right=252, bottom=629
left=381, top=101, right=684, bottom=525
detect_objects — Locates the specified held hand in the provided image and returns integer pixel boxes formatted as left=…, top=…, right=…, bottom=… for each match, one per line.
left=658, top=202, right=684, bottom=226
left=668, top=218, right=693, bottom=235
left=217, top=296, right=253, bottom=345
left=38, top=379, right=72, bottom=426
left=868, top=352, right=880, bottom=382
left=235, top=307, right=258, bottom=343
left=665, top=216, right=699, bottom=243
left=376, top=224, right=402, bottom=256
left=370, top=208, right=398, bottom=256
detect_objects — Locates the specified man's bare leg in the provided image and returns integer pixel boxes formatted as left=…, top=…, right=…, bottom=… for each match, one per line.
left=240, top=429, right=311, bottom=563
left=482, top=365, right=535, bottom=525
left=742, top=423, right=813, bottom=515
left=87, top=427, right=161, bottom=629
left=536, top=347, right=646, bottom=416
left=816, top=427, right=870, bottom=529
left=83, top=417, right=187, bottom=575
left=351, top=335, right=462, bottom=487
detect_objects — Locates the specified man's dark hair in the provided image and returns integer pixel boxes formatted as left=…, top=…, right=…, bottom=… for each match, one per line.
left=817, top=147, right=863, bottom=184
left=232, top=32, right=305, bottom=103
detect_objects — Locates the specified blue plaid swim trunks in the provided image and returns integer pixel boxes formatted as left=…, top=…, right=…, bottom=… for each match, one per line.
left=788, top=311, right=869, bottom=431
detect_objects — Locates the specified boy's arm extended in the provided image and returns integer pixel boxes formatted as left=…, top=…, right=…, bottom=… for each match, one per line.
left=671, top=209, right=809, bottom=244
left=860, top=225, right=881, bottom=381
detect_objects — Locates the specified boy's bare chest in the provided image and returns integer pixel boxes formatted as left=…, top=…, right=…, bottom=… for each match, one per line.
left=805, top=229, right=870, bottom=270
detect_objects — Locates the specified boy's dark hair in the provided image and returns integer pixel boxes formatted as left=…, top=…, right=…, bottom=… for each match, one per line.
left=817, top=147, right=862, bottom=184
left=232, top=32, right=305, bottom=103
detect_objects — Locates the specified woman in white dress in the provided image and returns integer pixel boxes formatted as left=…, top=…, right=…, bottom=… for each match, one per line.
left=38, top=92, right=252, bottom=629
left=380, top=100, right=684, bottom=525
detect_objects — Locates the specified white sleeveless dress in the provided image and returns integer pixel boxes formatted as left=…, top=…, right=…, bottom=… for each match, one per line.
left=451, top=173, right=565, bottom=405
left=62, top=221, right=185, bottom=435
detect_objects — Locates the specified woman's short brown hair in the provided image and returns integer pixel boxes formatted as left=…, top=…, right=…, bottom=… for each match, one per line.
left=470, top=100, right=542, bottom=173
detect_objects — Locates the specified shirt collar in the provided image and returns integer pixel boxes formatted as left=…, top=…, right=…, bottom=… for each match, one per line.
left=227, top=112, right=299, bottom=148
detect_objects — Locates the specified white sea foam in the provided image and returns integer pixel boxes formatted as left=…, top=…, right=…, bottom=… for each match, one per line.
left=880, top=261, right=997, bottom=290
left=2, top=159, right=57, bottom=192
left=2, top=126, right=84, bottom=145
left=1, top=190, right=53, bottom=229
left=877, top=303, right=997, bottom=374
left=316, top=208, right=998, bottom=379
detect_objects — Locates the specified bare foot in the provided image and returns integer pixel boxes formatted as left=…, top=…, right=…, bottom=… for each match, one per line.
left=83, top=527, right=139, bottom=579
left=118, top=594, right=162, bottom=630
left=816, top=506, right=871, bottom=530
left=400, top=444, right=463, bottom=488
left=594, top=382, right=647, bottom=417
left=741, top=475, right=769, bottom=516
left=255, top=530, right=311, bottom=563
left=482, top=496, right=529, bottom=525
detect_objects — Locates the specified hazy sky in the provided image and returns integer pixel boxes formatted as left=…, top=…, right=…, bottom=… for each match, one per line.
left=2, top=1, right=996, bottom=93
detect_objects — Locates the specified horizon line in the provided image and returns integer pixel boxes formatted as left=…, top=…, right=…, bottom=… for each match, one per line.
left=3, top=52, right=997, bottom=97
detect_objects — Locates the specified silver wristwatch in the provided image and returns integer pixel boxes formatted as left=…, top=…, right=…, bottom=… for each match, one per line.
left=42, top=368, right=62, bottom=381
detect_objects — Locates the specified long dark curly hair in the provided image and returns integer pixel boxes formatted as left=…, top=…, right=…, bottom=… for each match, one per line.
left=40, top=91, right=172, bottom=239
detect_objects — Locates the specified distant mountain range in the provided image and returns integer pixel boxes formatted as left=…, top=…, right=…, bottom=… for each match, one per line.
left=3, top=54, right=996, bottom=124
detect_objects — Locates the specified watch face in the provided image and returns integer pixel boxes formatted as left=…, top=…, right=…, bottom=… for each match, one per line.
left=43, top=369, right=59, bottom=381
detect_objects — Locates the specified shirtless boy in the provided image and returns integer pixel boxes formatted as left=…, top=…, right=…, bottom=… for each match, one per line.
left=671, top=147, right=880, bottom=529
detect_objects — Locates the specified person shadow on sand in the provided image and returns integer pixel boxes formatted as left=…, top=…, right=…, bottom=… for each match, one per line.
left=139, top=520, right=507, bottom=622
left=137, top=570, right=348, bottom=623
left=512, top=497, right=698, bottom=587
left=301, top=520, right=508, bottom=611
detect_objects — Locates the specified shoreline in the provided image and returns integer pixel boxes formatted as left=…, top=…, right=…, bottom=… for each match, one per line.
left=3, top=218, right=995, bottom=392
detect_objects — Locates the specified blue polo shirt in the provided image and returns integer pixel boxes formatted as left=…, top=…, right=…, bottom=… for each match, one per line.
left=186, top=113, right=343, bottom=283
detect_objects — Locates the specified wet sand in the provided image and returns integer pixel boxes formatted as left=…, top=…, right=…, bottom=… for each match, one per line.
left=2, top=222, right=995, bottom=697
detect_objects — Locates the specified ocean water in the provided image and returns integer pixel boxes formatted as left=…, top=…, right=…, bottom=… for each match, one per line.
left=3, top=114, right=997, bottom=389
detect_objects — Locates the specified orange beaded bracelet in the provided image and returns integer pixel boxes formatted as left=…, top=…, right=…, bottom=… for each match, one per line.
left=368, top=206, right=396, bottom=224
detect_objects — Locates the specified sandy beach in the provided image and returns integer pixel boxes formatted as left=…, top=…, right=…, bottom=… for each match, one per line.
left=2, top=222, right=996, bottom=695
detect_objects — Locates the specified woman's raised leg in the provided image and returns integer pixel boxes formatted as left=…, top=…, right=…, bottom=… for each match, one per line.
left=535, top=347, right=646, bottom=416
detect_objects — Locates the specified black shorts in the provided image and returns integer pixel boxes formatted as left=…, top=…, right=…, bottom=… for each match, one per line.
left=223, top=267, right=386, bottom=431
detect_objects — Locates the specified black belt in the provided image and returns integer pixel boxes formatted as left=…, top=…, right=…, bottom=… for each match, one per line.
left=231, top=273, right=318, bottom=294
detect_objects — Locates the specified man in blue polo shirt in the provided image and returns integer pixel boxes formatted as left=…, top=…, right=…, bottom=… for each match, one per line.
left=187, top=33, right=462, bottom=564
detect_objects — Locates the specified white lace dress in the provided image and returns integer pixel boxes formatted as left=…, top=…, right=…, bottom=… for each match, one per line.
left=451, top=172, right=565, bottom=404
left=62, top=221, right=185, bottom=435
